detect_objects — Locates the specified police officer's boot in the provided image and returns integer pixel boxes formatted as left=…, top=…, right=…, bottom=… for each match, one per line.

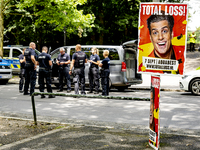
left=41, top=94, right=45, bottom=98
left=87, top=91, right=93, bottom=94
left=93, top=91, right=99, bottom=94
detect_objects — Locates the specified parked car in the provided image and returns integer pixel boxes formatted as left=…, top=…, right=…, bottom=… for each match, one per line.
left=3, top=46, right=40, bottom=75
left=0, top=58, right=12, bottom=84
left=179, top=70, right=200, bottom=95
left=50, top=40, right=142, bottom=91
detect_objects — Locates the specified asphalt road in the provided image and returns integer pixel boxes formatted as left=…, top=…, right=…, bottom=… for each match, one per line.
left=0, top=83, right=200, bottom=132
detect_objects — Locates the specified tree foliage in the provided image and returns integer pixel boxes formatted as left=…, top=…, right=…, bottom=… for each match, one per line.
left=1, top=0, right=187, bottom=56
left=0, top=0, right=95, bottom=56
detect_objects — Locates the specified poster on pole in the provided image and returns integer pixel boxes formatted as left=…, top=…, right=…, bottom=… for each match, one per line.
left=149, top=75, right=160, bottom=150
left=137, top=3, right=188, bottom=75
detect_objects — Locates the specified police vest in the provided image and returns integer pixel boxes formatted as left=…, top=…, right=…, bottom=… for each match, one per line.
left=74, top=51, right=85, bottom=68
left=190, top=34, right=196, bottom=43
left=24, top=48, right=33, bottom=65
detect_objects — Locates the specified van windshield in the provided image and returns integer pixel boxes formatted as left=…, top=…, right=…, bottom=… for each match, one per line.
left=70, top=47, right=119, bottom=60
left=3, top=49, right=10, bottom=57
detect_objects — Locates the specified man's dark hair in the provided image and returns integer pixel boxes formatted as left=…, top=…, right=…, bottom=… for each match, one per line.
left=147, top=11, right=174, bottom=34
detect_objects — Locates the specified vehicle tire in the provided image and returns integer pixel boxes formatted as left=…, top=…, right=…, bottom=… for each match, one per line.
left=190, top=79, right=200, bottom=96
left=0, top=80, right=8, bottom=85
left=116, top=86, right=127, bottom=92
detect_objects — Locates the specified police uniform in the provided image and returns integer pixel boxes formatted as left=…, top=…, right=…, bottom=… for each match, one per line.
left=24, top=48, right=37, bottom=95
left=19, top=54, right=25, bottom=92
left=190, top=33, right=196, bottom=52
left=72, top=51, right=87, bottom=94
left=88, top=54, right=100, bottom=93
left=57, top=53, right=71, bottom=91
left=38, top=52, right=54, bottom=98
left=100, top=57, right=110, bottom=96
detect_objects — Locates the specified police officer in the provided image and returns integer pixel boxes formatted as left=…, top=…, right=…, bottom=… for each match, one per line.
left=38, top=46, right=55, bottom=98
left=56, top=47, right=71, bottom=92
left=19, top=48, right=26, bottom=93
left=87, top=47, right=100, bottom=94
left=69, top=44, right=87, bottom=95
left=24, top=42, right=38, bottom=96
left=99, top=50, right=110, bottom=96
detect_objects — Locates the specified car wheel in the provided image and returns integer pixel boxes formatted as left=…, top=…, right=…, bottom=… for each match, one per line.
left=117, top=86, right=129, bottom=92
left=190, top=79, right=200, bottom=96
left=0, top=80, right=8, bottom=85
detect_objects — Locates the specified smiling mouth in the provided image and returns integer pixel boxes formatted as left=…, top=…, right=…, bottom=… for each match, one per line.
left=157, top=42, right=166, bottom=46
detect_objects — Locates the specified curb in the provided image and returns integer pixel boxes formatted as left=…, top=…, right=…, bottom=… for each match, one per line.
left=32, top=92, right=150, bottom=101
left=129, top=87, right=183, bottom=92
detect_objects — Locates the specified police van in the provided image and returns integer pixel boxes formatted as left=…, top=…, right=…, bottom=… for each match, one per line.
left=0, top=57, right=12, bottom=84
left=3, top=46, right=40, bottom=75
left=50, top=40, right=142, bottom=91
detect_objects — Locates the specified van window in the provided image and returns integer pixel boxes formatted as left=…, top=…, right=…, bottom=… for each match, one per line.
left=70, top=47, right=119, bottom=60
left=13, top=49, right=22, bottom=58
left=3, top=49, right=10, bottom=57
left=70, top=48, right=91, bottom=60
left=98, top=48, right=119, bottom=60
left=51, top=48, right=68, bottom=59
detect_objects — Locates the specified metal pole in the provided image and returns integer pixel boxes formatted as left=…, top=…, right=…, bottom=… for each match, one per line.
left=31, top=95, right=37, bottom=125
left=153, top=0, right=160, bottom=2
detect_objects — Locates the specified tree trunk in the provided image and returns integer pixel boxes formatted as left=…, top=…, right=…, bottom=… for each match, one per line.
left=98, top=10, right=104, bottom=45
left=0, top=0, right=4, bottom=58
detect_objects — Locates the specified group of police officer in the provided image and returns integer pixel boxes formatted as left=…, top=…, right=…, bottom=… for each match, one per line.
left=19, top=42, right=55, bottom=98
left=19, top=43, right=110, bottom=98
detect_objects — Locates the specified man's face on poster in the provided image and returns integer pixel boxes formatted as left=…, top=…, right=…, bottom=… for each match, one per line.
left=150, top=20, right=173, bottom=56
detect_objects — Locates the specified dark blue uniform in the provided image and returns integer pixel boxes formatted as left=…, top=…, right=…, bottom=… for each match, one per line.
left=38, top=52, right=53, bottom=93
left=100, top=57, right=110, bottom=96
left=57, top=53, right=71, bottom=91
left=72, top=51, right=87, bottom=94
left=88, top=54, right=100, bottom=93
left=19, top=54, right=25, bottom=92
left=24, top=48, right=37, bottom=95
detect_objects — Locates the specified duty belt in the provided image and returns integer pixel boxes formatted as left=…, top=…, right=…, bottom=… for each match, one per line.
left=74, top=67, right=84, bottom=69
left=90, top=66, right=98, bottom=69
left=39, top=67, right=49, bottom=71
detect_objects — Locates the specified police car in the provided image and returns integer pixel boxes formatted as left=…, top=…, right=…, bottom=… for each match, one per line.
left=3, top=46, right=40, bottom=75
left=0, top=57, right=12, bottom=84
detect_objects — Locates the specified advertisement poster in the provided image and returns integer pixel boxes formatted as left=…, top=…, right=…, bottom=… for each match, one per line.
left=138, top=3, right=188, bottom=75
left=149, top=75, right=160, bottom=150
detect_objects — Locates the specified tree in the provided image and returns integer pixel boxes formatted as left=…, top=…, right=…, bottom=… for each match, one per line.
left=0, top=0, right=95, bottom=57
left=0, top=0, right=5, bottom=57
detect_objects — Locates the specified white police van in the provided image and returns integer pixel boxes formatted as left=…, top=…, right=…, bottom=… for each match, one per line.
left=0, top=57, right=12, bottom=84
left=3, top=46, right=23, bottom=75
left=3, top=46, right=40, bottom=75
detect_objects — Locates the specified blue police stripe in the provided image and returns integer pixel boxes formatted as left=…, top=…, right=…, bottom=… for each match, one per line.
left=13, top=65, right=18, bottom=68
